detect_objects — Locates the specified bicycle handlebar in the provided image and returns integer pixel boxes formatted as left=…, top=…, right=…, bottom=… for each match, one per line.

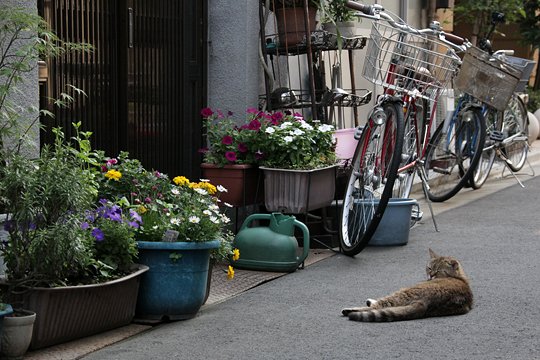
left=345, top=0, right=374, bottom=15
left=442, top=32, right=465, bottom=46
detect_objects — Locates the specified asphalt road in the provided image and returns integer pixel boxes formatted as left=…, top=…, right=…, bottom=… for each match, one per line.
left=83, top=175, right=540, bottom=360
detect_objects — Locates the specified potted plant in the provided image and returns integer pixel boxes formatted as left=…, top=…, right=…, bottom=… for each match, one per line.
left=320, top=0, right=359, bottom=38
left=0, top=127, right=147, bottom=350
left=258, top=112, right=338, bottom=213
left=264, top=0, right=320, bottom=47
left=199, top=107, right=267, bottom=207
left=0, top=308, right=36, bottom=360
left=97, top=154, right=238, bottom=320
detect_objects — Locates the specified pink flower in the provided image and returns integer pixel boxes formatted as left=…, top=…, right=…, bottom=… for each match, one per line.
left=225, top=151, right=237, bottom=162
left=107, top=158, right=118, bottom=165
left=246, top=107, right=259, bottom=114
left=200, top=108, right=213, bottom=118
left=222, top=135, right=234, bottom=145
left=271, top=112, right=284, bottom=125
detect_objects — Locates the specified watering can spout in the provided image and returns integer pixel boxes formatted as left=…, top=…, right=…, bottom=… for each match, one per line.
left=269, top=213, right=296, bottom=236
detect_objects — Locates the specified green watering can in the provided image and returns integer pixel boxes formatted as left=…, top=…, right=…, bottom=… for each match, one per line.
left=232, top=213, right=310, bottom=273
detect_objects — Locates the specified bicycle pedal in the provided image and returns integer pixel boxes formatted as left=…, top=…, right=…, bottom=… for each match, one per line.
left=411, top=209, right=423, bottom=221
left=490, top=130, right=504, bottom=142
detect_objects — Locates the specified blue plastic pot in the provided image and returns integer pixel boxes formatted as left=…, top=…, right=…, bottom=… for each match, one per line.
left=135, top=240, right=220, bottom=321
left=368, top=198, right=418, bottom=246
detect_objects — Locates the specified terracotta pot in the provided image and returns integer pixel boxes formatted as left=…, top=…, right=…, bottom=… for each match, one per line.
left=201, top=163, right=263, bottom=207
left=275, top=6, right=317, bottom=47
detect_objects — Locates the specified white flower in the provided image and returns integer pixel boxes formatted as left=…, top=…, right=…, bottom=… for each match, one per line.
left=292, top=129, right=305, bottom=136
left=209, top=204, right=220, bottom=211
left=280, top=122, right=293, bottom=129
left=220, top=214, right=231, bottom=223
left=170, top=217, right=181, bottom=226
left=318, top=124, right=334, bottom=132
left=265, top=127, right=276, bottom=134
left=194, top=188, right=208, bottom=195
left=203, top=209, right=212, bottom=216
left=189, top=216, right=200, bottom=224
left=284, top=136, right=294, bottom=143
left=300, top=121, right=313, bottom=130
left=199, top=178, right=210, bottom=182
left=209, top=216, right=220, bottom=224
left=223, top=202, right=234, bottom=208
left=171, top=187, right=180, bottom=195
left=217, top=185, right=228, bottom=193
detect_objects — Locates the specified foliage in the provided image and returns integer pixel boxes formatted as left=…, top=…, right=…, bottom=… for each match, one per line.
left=517, top=0, right=540, bottom=89
left=319, top=0, right=357, bottom=23
left=526, top=88, right=540, bottom=113
left=259, top=112, right=336, bottom=169
left=453, top=0, right=523, bottom=43
left=0, top=7, right=91, bottom=162
left=0, top=127, right=139, bottom=287
left=264, top=0, right=320, bottom=9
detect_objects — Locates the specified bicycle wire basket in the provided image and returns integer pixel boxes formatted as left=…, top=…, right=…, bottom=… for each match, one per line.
left=362, top=21, right=461, bottom=102
left=454, top=46, right=523, bottom=111
left=504, top=55, right=536, bottom=92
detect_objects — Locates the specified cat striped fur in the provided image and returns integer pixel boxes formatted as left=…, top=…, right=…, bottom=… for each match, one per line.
left=342, top=249, right=473, bottom=322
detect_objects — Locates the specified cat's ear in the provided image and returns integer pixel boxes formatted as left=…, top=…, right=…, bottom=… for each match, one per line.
left=449, top=259, right=459, bottom=270
left=428, top=248, right=438, bottom=258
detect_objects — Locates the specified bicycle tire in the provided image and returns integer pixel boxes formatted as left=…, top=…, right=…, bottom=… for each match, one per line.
left=501, top=94, right=529, bottom=172
left=423, top=107, right=485, bottom=202
left=470, top=108, right=497, bottom=189
left=339, top=101, right=404, bottom=256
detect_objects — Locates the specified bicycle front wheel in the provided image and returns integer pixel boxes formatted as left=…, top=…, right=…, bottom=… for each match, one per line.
left=470, top=108, right=497, bottom=189
left=501, top=94, right=529, bottom=172
left=339, top=101, right=404, bottom=256
left=424, top=107, right=485, bottom=202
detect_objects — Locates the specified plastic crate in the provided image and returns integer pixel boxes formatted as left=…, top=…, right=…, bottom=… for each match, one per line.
left=505, top=56, right=536, bottom=92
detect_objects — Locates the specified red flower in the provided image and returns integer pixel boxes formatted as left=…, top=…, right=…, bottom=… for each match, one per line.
left=222, top=135, right=234, bottom=145
left=225, top=151, right=237, bottom=162
left=248, top=119, right=261, bottom=131
left=200, top=108, right=213, bottom=118
left=238, top=143, right=248, bottom=153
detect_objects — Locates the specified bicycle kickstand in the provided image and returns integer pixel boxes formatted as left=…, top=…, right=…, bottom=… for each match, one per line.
left=498, top=150, right=525, bottom=188
left=417, top=166, right=440, bottom=232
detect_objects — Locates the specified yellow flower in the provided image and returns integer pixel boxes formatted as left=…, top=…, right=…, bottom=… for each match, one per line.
left=137, top=205, right=148, bottom=214
left=173, top=176, right=190, bottom=186
left=227, top=265, right=235, bottom=280
left=232, top=248, right=240, bottom=261
left=198, top=182, right=217, bottom=195
left=105, top=169, right=122, bottom=181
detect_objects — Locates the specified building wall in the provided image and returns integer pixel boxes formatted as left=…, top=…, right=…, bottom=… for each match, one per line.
left=207, top=0, right=261, bottom=119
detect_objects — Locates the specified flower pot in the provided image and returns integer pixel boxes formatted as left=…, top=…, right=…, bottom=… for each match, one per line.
left=0, top=304, right=13, bottom=354
left=136, top=240, right=221, bottom=321
left=1, top=309, right=36, bottom=360
left=323, top=21, right=359, bottom=38
left=10, top=264, right=148, bottom=350
left=200, top=163, right=262, bottom=207
left=260, top=165, right=337, bottom=213
left=275, top=6, right=317, bottom=47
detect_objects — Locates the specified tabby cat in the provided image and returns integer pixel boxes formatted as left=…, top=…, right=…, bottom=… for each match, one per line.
left=342, top=249, right=473, bottom=322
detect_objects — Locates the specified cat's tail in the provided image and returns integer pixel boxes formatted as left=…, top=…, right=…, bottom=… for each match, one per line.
left=348, top=302, right=427, bottom=322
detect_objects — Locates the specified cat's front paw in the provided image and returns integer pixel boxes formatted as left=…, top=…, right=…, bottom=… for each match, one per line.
left=342, top=308, right=354, bottom=316
left=366, top=298, right=377, bottom=307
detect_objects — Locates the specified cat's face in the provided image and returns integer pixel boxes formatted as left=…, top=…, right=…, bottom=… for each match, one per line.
left=426, top=256, right=461, bottom=280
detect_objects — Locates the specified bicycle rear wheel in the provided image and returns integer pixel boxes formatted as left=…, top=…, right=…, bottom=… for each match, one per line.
left=501, top=94, right=528, bottom=172
left=339, top=101, right=404, bottom=256
left=423, top=107, right=485, bottom=202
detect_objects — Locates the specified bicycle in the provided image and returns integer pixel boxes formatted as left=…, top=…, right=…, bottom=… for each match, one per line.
left=462, top=13, right=533, bottom=189
left=339, top=1, right=462, bottom=256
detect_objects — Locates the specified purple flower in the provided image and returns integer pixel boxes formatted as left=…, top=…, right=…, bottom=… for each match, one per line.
left=128, top=221, right=140, bottom=229
left=3, top=220, right=15, bottom=232
left=130, top=209, right=142, bottom=223
left=92, top=228, right=105, bottom=241
left=81, top=222, right=90, bottom=230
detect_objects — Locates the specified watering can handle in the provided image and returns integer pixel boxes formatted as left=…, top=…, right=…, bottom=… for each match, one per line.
left=238, top=213, right=272, bottom=231
left=293, top=219, right=310, bottom=263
